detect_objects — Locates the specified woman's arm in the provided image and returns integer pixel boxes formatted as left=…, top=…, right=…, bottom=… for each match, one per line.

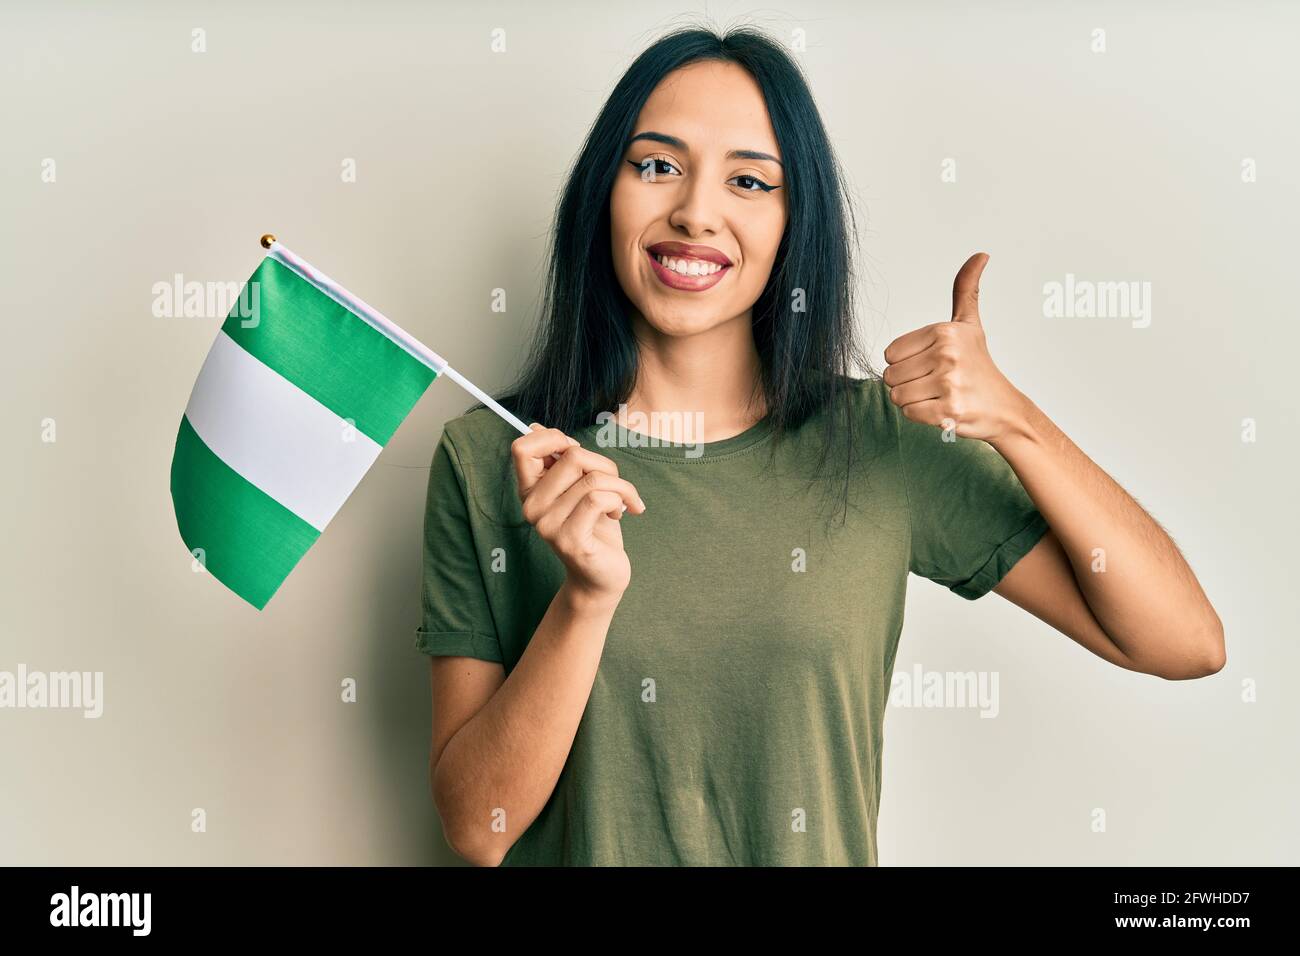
left=885, top=253, right=1224, bottom=680
left=988, top=397, right=1225, bottom=679
left=430, top=581, right=619, bottom=867
left=429, top=425, right=644, bottom=865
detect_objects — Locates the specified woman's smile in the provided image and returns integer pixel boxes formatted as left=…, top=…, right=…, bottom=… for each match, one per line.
left=645, top=250, right=731, bottom=291
left=645, top=241, right=733, bottom=292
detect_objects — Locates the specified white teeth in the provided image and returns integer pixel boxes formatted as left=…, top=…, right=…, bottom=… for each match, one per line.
left=654, top=254, right=724, bottom=276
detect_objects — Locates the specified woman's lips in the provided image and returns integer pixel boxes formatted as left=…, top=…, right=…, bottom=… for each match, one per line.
left=646, top=250, right=731, bottom=292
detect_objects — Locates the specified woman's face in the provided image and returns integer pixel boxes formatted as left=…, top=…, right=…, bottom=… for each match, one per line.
left=610, top=60, right=787, bottom=339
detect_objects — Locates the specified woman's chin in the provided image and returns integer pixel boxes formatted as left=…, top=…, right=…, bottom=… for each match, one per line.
left=640, top=313, right=727, bottom=338
left=634, top=295, right=741, bottom=335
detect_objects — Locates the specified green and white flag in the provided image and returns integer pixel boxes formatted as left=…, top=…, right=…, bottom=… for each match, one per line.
left=170, top=237, right=531, bottom=610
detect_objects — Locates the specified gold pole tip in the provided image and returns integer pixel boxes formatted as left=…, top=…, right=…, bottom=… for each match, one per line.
left=259, top=233, right=277, bottom=249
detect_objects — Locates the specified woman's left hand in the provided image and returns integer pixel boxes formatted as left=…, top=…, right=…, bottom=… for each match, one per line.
left=882, top=252, right=1030, bottom=444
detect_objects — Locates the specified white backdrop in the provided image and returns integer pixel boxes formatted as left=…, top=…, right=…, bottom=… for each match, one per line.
left=1, top=0, right=1295, bottom=865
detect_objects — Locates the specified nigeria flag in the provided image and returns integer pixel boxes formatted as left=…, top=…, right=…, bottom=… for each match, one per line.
left=170, top=239, right=449, bottom=610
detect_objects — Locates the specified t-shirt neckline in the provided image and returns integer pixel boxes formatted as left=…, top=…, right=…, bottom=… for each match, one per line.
left=581, top=412, right=774, bottom=462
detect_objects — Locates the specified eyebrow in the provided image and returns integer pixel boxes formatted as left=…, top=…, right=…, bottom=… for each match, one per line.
left=626, top=131, right=784, bottom=169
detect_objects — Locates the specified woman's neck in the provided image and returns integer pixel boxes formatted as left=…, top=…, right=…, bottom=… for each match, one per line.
left=621, top=311, right=767, bottom=444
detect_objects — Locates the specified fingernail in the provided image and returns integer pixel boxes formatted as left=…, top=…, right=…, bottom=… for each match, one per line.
left=636, top=497, right=646, bottom=511
left=620, top=504, right=628, bottom=514
left=567, top=437, right=579, bottom=446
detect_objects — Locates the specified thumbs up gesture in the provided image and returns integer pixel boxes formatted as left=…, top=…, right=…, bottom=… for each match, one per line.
left=882, top=253, right=1028, bottom=444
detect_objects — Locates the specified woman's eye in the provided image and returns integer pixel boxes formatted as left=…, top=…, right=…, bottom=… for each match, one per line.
left=730, top=174, right=777, bottom=193
left=627, top=157, right=679, bottom=180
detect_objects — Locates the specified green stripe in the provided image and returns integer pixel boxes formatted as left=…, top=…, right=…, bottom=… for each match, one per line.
left=220, top=256, right=436, bottom=445
left=170, top=414, right=321, bottom=609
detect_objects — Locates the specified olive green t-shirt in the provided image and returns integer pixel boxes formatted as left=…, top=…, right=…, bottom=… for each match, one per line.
left=414, top=375, right=1048, bottom=866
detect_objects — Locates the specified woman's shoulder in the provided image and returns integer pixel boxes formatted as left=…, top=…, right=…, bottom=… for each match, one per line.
left=826, top=372, right=894, bottom=426
left=774, top=373, right=895, bottom=459
left=438, top=400, right=522, bottom=470
left=848, top=372, right=888, bottom=404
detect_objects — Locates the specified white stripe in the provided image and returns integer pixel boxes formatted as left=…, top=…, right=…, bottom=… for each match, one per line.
left=184, top=330, right=383, bottom=531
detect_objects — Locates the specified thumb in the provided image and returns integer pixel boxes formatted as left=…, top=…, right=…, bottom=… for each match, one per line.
left=951, top=252, right=990, bottom=323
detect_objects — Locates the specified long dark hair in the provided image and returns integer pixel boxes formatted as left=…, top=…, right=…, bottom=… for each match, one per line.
left=472, top=23, right=876, bottom=525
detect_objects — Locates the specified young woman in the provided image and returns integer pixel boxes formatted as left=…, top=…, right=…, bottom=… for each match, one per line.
left=415, top=26, right=1225, bottom=866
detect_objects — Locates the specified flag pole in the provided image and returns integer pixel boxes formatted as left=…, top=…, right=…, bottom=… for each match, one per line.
left=258, top=234, right=564, bottom=458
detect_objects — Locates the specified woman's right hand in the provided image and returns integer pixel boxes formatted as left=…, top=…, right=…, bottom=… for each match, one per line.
left=511, top=424, right=646, bottom=605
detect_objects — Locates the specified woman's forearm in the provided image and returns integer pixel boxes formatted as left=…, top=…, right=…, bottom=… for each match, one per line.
left=432, top=580, right=619, bottom=866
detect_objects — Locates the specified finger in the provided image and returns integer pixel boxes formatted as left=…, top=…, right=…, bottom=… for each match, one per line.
left=559, top=490, right=627, bottom=552
left=887, top=372, right=943, bottom=408
left=894, top=395, right=946, bottom=426
left=512, top=425, right=579, bottom=496
left=530, top=424, right=569, bottom=469
left=555, top=471, right=643, bottom=519
left=881, top=347, right=937, bottom=388
left=534, top=470, right=643, bottom=534
left=951, top=252, right=989, bottom=323
left=526, top=444, right=623, bottom=512
left=898, top=397, right=960, bottom=431
left=543, top=440, right=578, bottom=468
left=883, top=323, right=943, bottom=366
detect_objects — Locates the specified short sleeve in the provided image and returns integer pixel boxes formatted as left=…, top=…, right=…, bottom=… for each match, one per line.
left=412, top=427, right=505, bottom=663
left=894, top=405, right=1049, bottom=600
